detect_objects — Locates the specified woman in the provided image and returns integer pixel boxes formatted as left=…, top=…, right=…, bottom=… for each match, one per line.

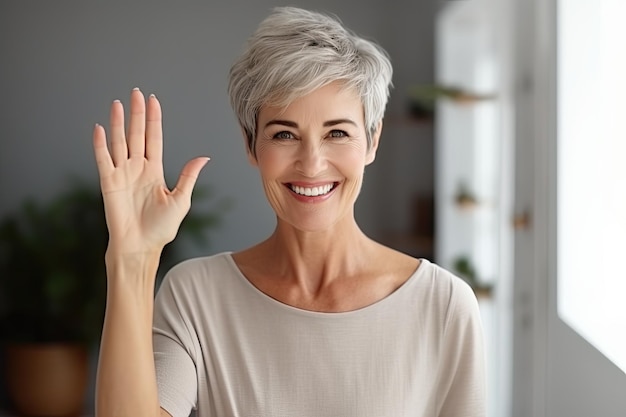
left=93, top=6, right=485, bottom=417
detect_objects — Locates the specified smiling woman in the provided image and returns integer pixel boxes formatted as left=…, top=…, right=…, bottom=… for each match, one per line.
left=250, top=82, right=376, bottom=232
left=92, top=6, right=486, bottom=417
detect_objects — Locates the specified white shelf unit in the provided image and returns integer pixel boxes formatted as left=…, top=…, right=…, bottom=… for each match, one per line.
left=434, top=1, right=515, bottom=417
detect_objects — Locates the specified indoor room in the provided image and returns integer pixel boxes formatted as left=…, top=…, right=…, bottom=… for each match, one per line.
left=0, top=0, right=624, bottom=416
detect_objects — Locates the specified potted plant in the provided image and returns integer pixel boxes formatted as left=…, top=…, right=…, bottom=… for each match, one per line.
left=0, top=178, right=225, bottom=416
left=454, top=181, right=479, bottom=210
left=452, top=255, right=494, bottom=299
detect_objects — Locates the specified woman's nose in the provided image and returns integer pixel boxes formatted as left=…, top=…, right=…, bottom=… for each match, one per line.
left=295, top=142, right=327, bottom=177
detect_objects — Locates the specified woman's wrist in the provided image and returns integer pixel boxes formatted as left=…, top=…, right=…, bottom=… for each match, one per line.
left=104, top=247, right=163, bottom=288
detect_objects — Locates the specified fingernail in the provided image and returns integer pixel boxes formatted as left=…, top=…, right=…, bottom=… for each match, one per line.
left=149, top=93, right=156, bottom=98
left=133, top=87, right=140, bottom=91
left=113, top=99, right=120, bottom=103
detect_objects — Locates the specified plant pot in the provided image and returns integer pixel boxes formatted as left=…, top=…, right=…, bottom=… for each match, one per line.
left=4, top=343, right=89, bottom=417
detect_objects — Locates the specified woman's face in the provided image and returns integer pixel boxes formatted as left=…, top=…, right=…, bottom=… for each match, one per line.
left=250, top=81, right=380, bottom=232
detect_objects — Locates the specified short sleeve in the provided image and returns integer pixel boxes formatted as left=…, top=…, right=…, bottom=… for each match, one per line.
left=436, top=278, right=487, bottom=417
left=153, top=274, right=198, bottom=417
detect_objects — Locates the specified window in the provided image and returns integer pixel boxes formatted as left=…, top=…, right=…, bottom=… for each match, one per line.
left=557, top=0, right=626, bottom=373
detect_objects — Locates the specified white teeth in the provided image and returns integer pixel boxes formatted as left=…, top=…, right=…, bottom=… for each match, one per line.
left=291, top=184, right=334, bottom=196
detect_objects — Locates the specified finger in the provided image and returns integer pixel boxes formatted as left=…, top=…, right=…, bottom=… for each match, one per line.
left=127, top=88, right=146, bottom=158
left=109, top=99, right=128, bottom=165
left=145, top=94, right=163, bottom=162
left=93, top=123, right=115, bottom=177
left=172, top=157, right=210, bottom=199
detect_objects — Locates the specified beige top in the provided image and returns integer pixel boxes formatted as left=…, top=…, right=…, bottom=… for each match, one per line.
left=153, top=252, right=486, bottom=417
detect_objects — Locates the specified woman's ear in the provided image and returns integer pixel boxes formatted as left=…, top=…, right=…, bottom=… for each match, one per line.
left=241, top=127, right=258, bottom=167
left=365, top=120, right=383, bottom=165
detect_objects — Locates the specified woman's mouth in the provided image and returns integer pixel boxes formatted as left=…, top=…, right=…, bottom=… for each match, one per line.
left=288, top=182, right=338, bottom=197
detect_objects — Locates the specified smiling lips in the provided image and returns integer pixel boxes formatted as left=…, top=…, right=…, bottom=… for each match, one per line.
left=289, top=183, right=337, bottom=197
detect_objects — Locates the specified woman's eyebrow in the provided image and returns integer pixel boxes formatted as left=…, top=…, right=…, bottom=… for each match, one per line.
left=264, top=119, right=298, bottom=128
left=323, top=118, right=358, bottom=127
left=264, top=118, right=358, bottom=128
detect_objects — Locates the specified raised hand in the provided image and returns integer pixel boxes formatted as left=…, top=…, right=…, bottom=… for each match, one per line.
left=93, top=88, right=209, bottom=255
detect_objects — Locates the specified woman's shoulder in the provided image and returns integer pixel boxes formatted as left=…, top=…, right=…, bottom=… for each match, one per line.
left=411, top=259, right=478, bottom=311
left=160, top=251, right=238, bottom=289
left=415, top=259, right=469, bottom=287
left=155, top=251, right=249, bottom=317
left=168, top=251, right=233, bottom=270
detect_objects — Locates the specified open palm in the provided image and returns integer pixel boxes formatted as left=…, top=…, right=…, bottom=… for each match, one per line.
left=93, top=89, right=209, bottom=254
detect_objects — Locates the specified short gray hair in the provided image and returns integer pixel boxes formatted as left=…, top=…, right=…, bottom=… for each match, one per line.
left=228, top=6, right=393, bottom=156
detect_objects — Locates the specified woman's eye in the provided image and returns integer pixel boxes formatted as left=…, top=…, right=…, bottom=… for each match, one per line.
left=328, top=130, right=348, bottom=138
left=273, top=131, right=295, bottom=140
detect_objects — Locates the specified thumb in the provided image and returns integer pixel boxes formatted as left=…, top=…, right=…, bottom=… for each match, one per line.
left=173, top=157, right=210, bottom=198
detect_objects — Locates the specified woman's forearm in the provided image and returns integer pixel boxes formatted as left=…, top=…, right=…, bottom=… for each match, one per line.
left=91, top=88, right=206, bottom=417
left=95, top=250, right=162, bottom=417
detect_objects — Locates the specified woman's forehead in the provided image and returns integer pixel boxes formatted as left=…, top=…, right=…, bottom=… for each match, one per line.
left=259, top=83, right=363, bottom=123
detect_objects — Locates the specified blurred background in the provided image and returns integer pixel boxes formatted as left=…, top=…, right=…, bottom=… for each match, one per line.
left=0, top=0, right=625, bottom=416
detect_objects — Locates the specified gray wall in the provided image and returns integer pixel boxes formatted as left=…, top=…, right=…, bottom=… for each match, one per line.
left=0, top=0, right=436, bottom=258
